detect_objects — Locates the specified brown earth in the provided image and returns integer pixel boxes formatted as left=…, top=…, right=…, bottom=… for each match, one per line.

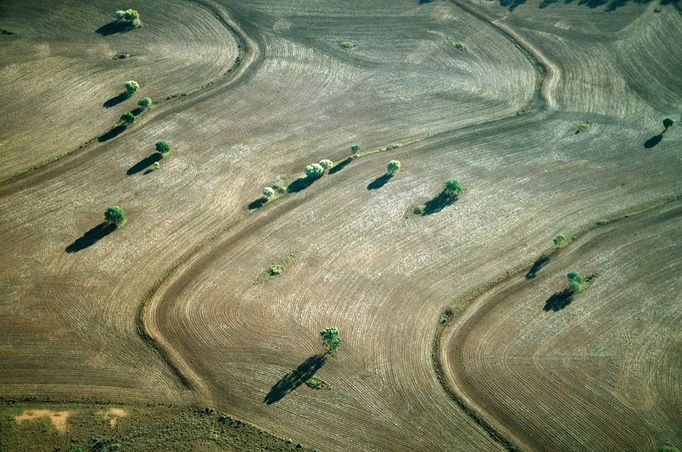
left=0, top=0, right=680, bottom=450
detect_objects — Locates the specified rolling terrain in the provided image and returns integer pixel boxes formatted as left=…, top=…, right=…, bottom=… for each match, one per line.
left=0, top=0, right=680, bottom=450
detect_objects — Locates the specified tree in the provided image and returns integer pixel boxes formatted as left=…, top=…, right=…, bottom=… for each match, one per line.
left=319, top=159, right=334, bottom=170
left=351, top=144, right=360, bottom=154
left=553, top=233, right=566, bottom=247
left=387, top=160, right=401, bottom=175
left=566, top=270, right=585, bottom=294
left=443, top=179, right=465, bottom=197
left=155, top=140, right=171, bottom=155
left=320, top=327, right=341, bottom=355
left=125, top=80, right=139, bottom=97
left=305, top=163, right=324, bottom=179
left=663, top=117, right=674, bottom=131
left=114, top=9, right=141, bottom=27
left=104, top=206, right=127, bottom=228
left=263, top=187, right=275, bottom=198
left=120, top=112, right=135, bottom=125
left=137, top=97, right=152, bottom=110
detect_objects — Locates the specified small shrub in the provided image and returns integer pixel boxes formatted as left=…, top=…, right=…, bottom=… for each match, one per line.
left=155, top=140, right=171, bottom=155
left=566, top=270, right=585, bottom=294
left=387, top=160, right=401, bottom=175
left=120, top=112, right=135, bottom=125
left=267, top=264, right=284, bottom=276
left=137, top=97, right=152, bottom=110
left=319, top=159, right=334, bottom=170
left=339, top=41, right=357, bottom=49
left=115, top=9, right=141, bottom=27
left=443, top=179, right=465, bottom=197
left=351, top=144, right=361, bottom=154
left=439, top=307, right=454, bottom=324
left=125, top=80, right=139, bottom=96
left=305, top=376, right=331, bottom=390
left=663, top=117, right=674, bottom=130
left=412, top=205, right=425, bottom=215
left=553, top=233, right=566, bottom=247
left=104, top=206, right=127, bottom=228
left=153, top=162, right=161, bottom=170
left=320, top=327, right=341, bottom=355
left=447, top=37, right=465, bottom=50
left=305, top=163, right=324, bottom=179
left=575, top=121, right=592, bottom=134
left=263, top=187, right=275, bottom=198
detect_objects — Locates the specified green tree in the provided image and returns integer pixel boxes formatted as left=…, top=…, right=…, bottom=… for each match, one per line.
left=663, top=117, right=674, bottom=131
left=104, top=206, right=127, bottom=228
left=137, top=97, right=152, bottom=110
left=115, top=9, right=141, bottom=27
left=155, top=140, right=171, bottom=155
left=351, top=144, right=360, bottom=154
left=320, top=327, right=341, bottom=355
left=120, top=112, right=135, bottom=125
left=263, top=187, right=275, bottom=198
left=125, top=80, right=139, bottom=96
left=553, top=233, right=566, bottom=247
left=305, top=163, right=324, bottom=179
left=319, top=159, right=334, bottom=170
left=444, top=179, right=465, bottom=197
left=387, top=160, right=401, bottom=175
left=566, top=270, right=585, bottom=294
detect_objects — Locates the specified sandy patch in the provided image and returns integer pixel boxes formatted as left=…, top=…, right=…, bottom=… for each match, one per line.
left=98, top=408, right=129, bottom=427
left=15, top=409, right=71, bottom=433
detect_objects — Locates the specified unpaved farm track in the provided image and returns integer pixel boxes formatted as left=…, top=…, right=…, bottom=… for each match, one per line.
left=0, top=0, right=681, bottom=450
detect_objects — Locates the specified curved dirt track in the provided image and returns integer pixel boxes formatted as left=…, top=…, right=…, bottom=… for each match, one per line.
left=442, top=200, right=682, bottom=451
left=1, top=0, right=681, bottom=450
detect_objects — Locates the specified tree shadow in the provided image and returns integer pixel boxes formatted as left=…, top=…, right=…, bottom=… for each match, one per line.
left=511, top=0, right=665, bottom=10
left=328, top=157, right=352, bottom=175
left=543, top=289, right=573, bottom=312
left=287, top=176, right=317, bottom=194
left=525, top=255, right=551, bottom=279
left=644, top=134, right=663, bottom=149
left=367, top=173, right=392, bottom=190
left=423, top=192, right=457, bottom=216
left=98, top=125, right=126, bottom=142
left=103, top=92, right=128, bottom=108
left=248, top=197, right=268, bottom=210
left=264, top=354, right=327, bottom=405
left=131, top=107, right=144, bottom=116
left=127, top=153, right=162, bottom=175
left=96, top=21, right=135, bottom=36
left=65, top=222, right=115, bottom=253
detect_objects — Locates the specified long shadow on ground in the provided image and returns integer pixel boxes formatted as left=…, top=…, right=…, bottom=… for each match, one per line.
left=328, top=157, right=353, bottom=175
left=96, top=22, right=136, bottom=36
left=543, top=289, right=573, bottom=312
left=287, top=176, right=317, bottom=194
left=103, top=93, right=129, bottom=108
left=525, top=255, right=551, bottom=279
left=644, top=134, right=663, bottom=149
left=248, top=197, right=268, bottom=210
left=423, top=192, right=457, bottom=215
left=264, top=354, right=326, bottom=405
left=65, top=222, right=115, bottom=253
left=98, top=125, right=126, bottom=142
left=128, top=153, right=162, bottom=175
left=367, top=174, right=392, bottom=190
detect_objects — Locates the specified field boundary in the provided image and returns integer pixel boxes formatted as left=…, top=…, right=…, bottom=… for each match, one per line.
left=431, top=194, right=682, bottom=451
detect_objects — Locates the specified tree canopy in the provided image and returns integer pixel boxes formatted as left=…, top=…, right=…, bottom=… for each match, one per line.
left=138, top=97, right=152, bottom=109
left=553, top=233, right=567, bottom=247
left=115, top=9, right=141, bottom=26
left=387, top=160, right=401, bottom=175
left=444, top=179, right=465, bottom=196
left=104, top=206, right=127, bottom=227
left=155, top=140, right=171, bottom=154
left=125, top=80, right=139, bottom=96
left=320, top=327, right=341, bottom=355
left=305, top=163, right=324, bottom=179
left=120, top=112, right=135, bottom=125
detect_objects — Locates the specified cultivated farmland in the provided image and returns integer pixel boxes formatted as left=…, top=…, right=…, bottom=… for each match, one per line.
left=0, top=0, right=680, bottom=451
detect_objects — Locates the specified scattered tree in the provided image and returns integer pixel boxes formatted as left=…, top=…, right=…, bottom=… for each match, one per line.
left=443, top=179, right=465, bottom=197
left=351, top=144, right=360, bottom=154
left=320, top=327, right=341, bottom=355
left=104, top=206, right=127, bottom=228
left=263, top=187, right=275, bottom=198
left=663, top=117, right=674, bottom=131
left=120, top=112, right=135, bottom=125
left=137, top=97, right=152, bottom=110
left=114, top=9, right=141, bottom=27
left=553, top=233, right=566, bottom=247
left=305, top=163, right=324, bottom=179
left=566, top=270, right=585, bottom=294
left=319, top=159, right=334, bottom=170
left=125, top=80, right=139, bottom=97
left=387, top=160, right=401, bottom=175
left=153, top=162, right=161, bottom=170
left=155, top=140, right=171, bottom=156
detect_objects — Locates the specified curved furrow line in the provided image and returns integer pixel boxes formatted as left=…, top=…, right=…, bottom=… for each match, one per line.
left=0, top=0, right=261, bottom=195
left=433, top=195, right=682, bottom=451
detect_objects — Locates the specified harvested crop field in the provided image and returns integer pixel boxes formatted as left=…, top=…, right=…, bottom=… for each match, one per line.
left=0, top=0, right=680, bottom=450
